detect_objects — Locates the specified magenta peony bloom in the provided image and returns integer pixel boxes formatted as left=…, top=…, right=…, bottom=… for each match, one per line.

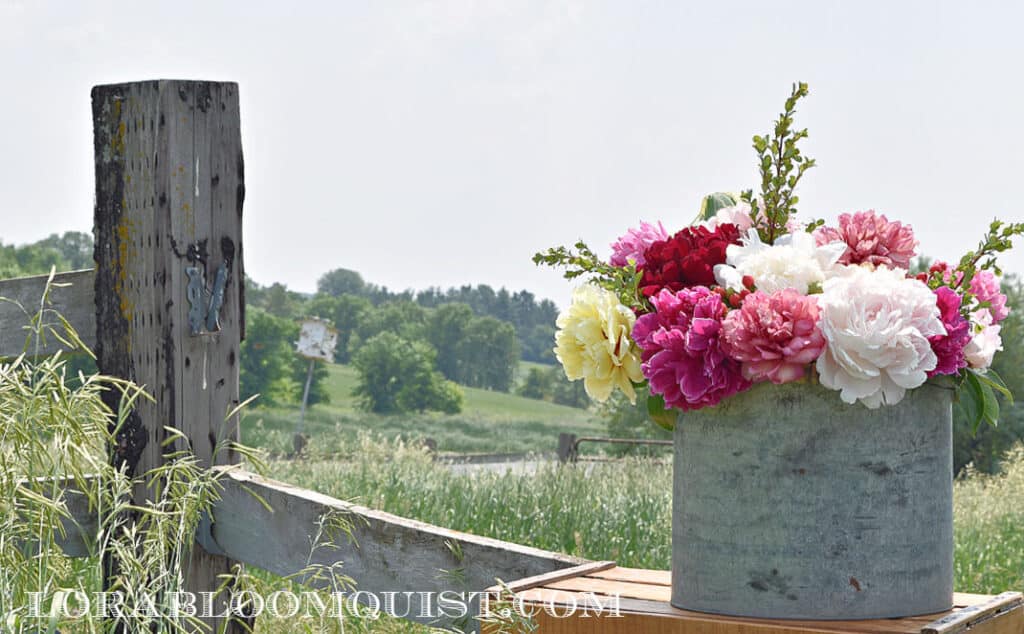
left=928, top=287, right=970, bottom=377
left=720, top=289, right=825, bottom=384
left=814, top=210, right=918, bottom=269
left=969, top=270, right=1009, bottom=323
left=609, top=221, right=669, bottom=267
left=632, top=287, right=750, bottom=411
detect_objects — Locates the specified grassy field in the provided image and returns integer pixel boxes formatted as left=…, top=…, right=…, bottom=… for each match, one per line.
left=242, top=362, right=602, bottom=456
left=249, top=435, right=1024, bottom=632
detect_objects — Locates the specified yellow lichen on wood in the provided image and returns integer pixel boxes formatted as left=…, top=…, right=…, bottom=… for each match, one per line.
left=115, top=218, right=135, bottom=321
left=111, top=120, right=126, bottom=156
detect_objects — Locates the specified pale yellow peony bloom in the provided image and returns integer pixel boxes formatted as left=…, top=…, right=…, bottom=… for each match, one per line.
left=554, top=285, right=644, bottom=403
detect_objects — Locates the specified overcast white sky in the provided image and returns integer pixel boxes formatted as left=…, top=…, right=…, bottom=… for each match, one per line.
left=1, top=0, right=1022, bottom=308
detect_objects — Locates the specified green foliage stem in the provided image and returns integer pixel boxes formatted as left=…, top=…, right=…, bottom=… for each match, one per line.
left=748, top=81, right=817, bottom=244
left=532, top=241, right=647, bottom=311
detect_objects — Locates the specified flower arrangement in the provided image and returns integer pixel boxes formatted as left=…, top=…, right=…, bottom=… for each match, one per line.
left=536, top=83, right=1024, bottom=431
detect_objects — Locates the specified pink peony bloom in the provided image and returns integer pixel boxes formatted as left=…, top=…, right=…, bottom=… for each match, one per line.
left=965, top=309, right=1003, bottom=369
left=969, top=270, right=1009, bottom=323
left=703, top=202, right=756, bottom=232
left=720, top=289, right=825, bottom=384
left=814, top=210, right=918, bottom=269
left=609, top=221, right=669, bottom=267
left=929, top=261, right=964, bottom=287
left=928, top=287, right=970, bottom=377
left=632, top=287, right=750, bottom=411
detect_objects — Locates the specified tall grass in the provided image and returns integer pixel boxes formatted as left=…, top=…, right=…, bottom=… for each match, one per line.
left=0, top=278, right=257, bottom=633
left=269, top=433, right=1024, bottom=595
left=953, top=444, right=1024, bottom=593
left=267, top=434, right=673, bottom=570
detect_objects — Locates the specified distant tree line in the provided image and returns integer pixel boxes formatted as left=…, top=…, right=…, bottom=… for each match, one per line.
left=243, top=268, right=542, bottom=414
left=0, top=231, right=93, bottom=278
left=315, top=267, right=559, bottom=364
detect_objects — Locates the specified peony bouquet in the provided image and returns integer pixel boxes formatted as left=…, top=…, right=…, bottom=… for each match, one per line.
left=536, top=83, right=1023, bottom=431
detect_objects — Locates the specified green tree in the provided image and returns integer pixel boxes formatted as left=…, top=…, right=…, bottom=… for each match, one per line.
left=425, top=303, right=474, bottom=381
left=521, top=323, right=557, bottom=364
left=239, top=308, right=296, bottom=405
left=455, top=316, right=519, bottom=391
left=516, top=366, right=551, bottom=400
left=33, top=231, right=93, bottom=270
left=351, top=332, right=462, bottom=414
left=9, top=243, right=67, bottom=276
left=261, top=282, right=305, bottom=320
left=349, top=300, right=427, bottom=356
left=317, top=268, right=365, bottom=297
left=0, top=242, right=23, bottom=278
left=549, top=366, right=590, bottom=408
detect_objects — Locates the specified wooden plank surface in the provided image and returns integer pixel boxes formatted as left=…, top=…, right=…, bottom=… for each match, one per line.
left=0, top=269, right=96, bottom=358
left=493, top=561, right=616, bottom=593
left=546, top=575, right=671, bottom=602
left=922, top=593, right=1023, bottom=634
left=588, top=565, right=671, bottom=586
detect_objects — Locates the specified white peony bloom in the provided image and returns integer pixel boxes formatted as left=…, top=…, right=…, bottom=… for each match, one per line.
left=713, top=228, right=847, bottom=294
left=703, top=202, right=756, bottom=232
left=964, top=308, right=1003, bottom=369
left=815, top=266, right=946, bottom=408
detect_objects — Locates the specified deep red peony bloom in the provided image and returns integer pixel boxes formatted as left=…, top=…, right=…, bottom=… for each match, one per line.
left=638, top=224, right=741, bottom=297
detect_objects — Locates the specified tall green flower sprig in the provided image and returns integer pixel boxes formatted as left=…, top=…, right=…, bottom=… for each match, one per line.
left=743, top=81, right=821, bottom=244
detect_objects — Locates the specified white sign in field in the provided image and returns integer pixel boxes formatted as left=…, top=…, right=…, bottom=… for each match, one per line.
left=295, top=318, right=339, bottom=362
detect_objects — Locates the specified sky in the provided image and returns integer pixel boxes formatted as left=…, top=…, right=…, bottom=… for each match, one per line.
left=1, top=0, right=1023, bottom=309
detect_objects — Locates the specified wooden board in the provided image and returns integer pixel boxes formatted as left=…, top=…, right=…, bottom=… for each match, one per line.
left=0, top=269, right=96, bottom=358
left=483, top=566, right=1024, bottom=634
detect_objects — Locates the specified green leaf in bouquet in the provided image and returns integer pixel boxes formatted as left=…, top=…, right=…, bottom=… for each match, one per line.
left=956, top=372, right=983, bottom=434
left=647, top=392, right=678, bottom=432
left=695, top=192, right=740, bottom=224
left=975, top=368, right=1014, bottom=405
left=959, top=370, right=1001, bottom=434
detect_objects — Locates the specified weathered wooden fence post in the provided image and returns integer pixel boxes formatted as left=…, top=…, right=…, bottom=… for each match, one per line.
left=92, top=80, right=245, bottom=631
left=557, top=432, right=578, bottom=462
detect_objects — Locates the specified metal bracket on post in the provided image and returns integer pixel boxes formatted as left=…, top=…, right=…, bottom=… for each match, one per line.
left=206, top=261, right=228, bottom=332
left=186, top=260, right=229, bottom=336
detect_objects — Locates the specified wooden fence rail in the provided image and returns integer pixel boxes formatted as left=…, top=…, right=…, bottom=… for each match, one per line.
left=46, top=469, right=583, bottom=629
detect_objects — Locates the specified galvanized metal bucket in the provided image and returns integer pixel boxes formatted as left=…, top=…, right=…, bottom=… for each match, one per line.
left=671, top=379, right=954, bottom=619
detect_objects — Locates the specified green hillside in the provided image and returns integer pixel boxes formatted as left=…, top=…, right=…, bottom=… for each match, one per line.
left=242, top=362, right=601, bottom=455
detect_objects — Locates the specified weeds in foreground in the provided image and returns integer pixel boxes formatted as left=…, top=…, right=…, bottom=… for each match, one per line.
left=0, top=274, right=264, bottom=633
